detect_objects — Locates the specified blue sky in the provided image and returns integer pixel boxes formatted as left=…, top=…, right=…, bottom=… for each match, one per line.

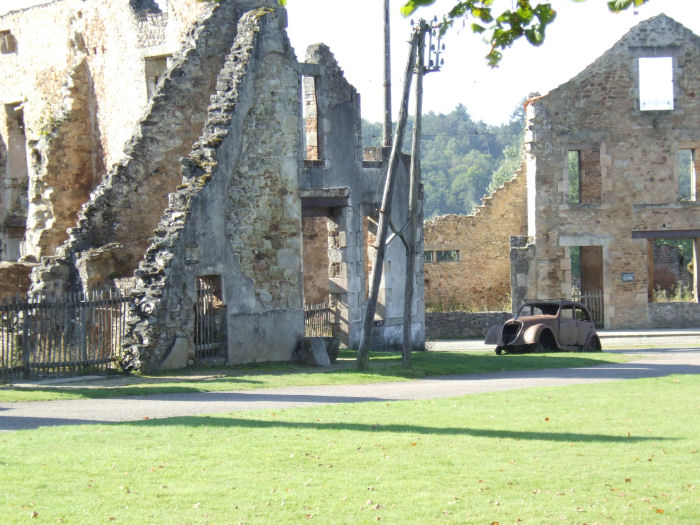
left=286, top=0, right=700, bottom=125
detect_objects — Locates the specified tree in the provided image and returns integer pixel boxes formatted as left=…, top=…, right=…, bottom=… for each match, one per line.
left=400, top=0, right=652, bottom=66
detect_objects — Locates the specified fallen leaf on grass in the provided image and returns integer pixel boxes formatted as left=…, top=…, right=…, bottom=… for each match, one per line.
left=30, top=511, right=38, bottom=518
left=655, top=508, right=664, bottom=514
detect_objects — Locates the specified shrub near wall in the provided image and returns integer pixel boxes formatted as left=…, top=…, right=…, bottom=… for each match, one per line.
left=426, top=311, right=512, bottom=340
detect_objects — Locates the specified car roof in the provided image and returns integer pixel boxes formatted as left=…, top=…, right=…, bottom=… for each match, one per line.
left=521, top=299, right=587, bottom=307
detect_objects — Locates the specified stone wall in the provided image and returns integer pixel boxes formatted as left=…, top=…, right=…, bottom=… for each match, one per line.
left=300, top=45, right=424, bottom=351
left=647, top=302, right=700, bottom=328
left=425, top=311, right=512, bottom=340
left=525, top=15, right=700, bottom=328
left=30, top=0, right=269, bottom=295
left=0, top=0, right=211, bottom=263
left=121, top=7, right=302, bottom=371
left=423, top=164, right=527, bottom=310
left=0, top=261, right=34, bottom=299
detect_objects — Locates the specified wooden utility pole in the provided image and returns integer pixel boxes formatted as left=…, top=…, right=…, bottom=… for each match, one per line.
left=402, top=21, right=426, bottom=368
left=382, top=0, right=392, bottom=148
left=357, top=31, right=419, bottom=371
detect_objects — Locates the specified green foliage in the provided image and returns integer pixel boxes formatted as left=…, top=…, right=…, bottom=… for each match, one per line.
left=401, top=0, right=652, bottom=66
left=363, top=102, right=525, bottom=219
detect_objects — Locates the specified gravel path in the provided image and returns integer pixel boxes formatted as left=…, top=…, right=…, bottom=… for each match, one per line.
left=1, top=346, right=698, bottom=432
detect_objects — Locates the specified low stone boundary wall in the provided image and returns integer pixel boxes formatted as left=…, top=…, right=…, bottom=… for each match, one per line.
left=648, top=302, right=700, bottom=328
left=426, top=311, right=512, bottom=340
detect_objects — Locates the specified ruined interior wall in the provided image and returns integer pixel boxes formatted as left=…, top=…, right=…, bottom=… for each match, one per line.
left=302, top=217, right=330, bottom=304
left=30, top=0, right=267, bottom=296
left=526, top=15, right=700, bottom=328
left=24, top=56, right=105, bottom=260
left=301, top=45, right=423, bottom=350
left=122, top=7, right=302, bottom=371
left=424, top=166, right=527, bottom=310
left=0, top=1, right=76, bottom=140
left=78, top=0, right=210, bottom=169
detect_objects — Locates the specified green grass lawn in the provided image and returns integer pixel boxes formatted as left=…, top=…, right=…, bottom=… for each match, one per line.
left=0, top=350, right=634, bottom=402
left=0, top=374, right=697, bottom=523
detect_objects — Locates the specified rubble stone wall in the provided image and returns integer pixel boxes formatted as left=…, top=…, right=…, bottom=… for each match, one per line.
left=423, top=166, right=527, bottom=310
left=30, top=0, right=269, bottom=295
left=526, top=15, right=700, bottom=328
left=425, top=311, right=511, bottom=340
left=122, top=7, right=302, bottom=371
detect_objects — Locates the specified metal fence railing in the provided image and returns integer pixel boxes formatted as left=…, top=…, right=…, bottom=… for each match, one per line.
left=304, top=301, right=334, bottom=337
left=572, top=289, right=604, bottom=328
left=0, top=292, right=131, bottom=383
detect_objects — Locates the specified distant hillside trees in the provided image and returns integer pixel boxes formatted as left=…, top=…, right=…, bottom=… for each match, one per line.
left=362, top=102, right=524, bottom=219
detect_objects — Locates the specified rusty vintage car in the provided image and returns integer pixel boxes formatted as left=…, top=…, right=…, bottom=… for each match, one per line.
left=485, top=299, right=602, bottom=354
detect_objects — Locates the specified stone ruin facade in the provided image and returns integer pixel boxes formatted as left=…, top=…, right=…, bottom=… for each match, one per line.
left=515, top=14, right=700, bottom=328
left=423, top=14, right=700, bottom=330
left=0, top=0, right=425, bottom=371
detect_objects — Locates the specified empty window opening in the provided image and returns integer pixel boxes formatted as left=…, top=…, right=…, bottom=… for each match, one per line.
left=130, top=0, right=162, bottom=14
left=678, top=149, right=697, bottom=201
left=568, top=151, right=580, bottom=204
left=568, top=147, right=601, bottom=205
left=144, top=55, right=171, bottom=100
left=436, top=250, right=459, bottom=262
left=194, top=275, right=225, bottom=359
left=302, top=75, right=321, bottom=161
left=0, top=30, right=17, bottom=54
left=639, top=56, right=674, bottom=111
left=650, top=239, right=695, bottom=302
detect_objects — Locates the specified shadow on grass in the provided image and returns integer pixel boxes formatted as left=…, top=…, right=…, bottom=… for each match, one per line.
left=133, top=415, right=670, bottom=443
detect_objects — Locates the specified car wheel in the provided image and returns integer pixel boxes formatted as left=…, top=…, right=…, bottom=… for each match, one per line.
left=582, top=334, right=602, bottom=352
left=495, top=346, right=503, bottom=355
left=531, top=340, right=544, bottom=352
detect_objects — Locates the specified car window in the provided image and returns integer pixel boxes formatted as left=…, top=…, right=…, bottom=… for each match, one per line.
left=518, top=303, right=559, bottom=317
left=560, top=305, right=575, bottom=319
left=575, top=307, right=590, bottom=321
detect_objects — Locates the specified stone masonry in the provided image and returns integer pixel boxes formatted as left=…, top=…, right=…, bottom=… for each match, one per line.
left=423, top=162, right=527, bottom=311
left=0, top=0, right=208, bottom=263
left=1, top=0, right=425, bottom=370
left=520, top=14, right=700, bottom=328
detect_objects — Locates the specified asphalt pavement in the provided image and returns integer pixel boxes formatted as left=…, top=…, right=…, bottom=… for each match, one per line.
left=1, top=329, right=699, bottom=432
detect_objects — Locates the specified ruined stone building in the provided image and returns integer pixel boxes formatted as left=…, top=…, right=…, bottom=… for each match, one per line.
left=516, top=14, right=700, bottom=328
left=424, top=14, right=700, bottom=329
left=423, top=166, right=526, bottom=311
left=0, top=0, right=425, bottom=371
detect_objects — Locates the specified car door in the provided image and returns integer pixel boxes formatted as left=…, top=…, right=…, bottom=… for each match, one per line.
left=574, top=305, right=595, bottom=345
left=558, top=305, right=577, bottom=347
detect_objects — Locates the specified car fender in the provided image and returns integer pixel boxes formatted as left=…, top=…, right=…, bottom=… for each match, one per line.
left=521, top=324, right=549, bottom=345
left=484, top=324, right=502, bottom=345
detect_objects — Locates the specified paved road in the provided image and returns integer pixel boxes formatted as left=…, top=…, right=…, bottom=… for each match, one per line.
left=2, top=343, right=699, bottom=432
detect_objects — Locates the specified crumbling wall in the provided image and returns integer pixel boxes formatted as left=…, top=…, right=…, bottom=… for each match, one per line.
left=31, top=0, right=269, bottom=296
left=424, top=165, right=527, bottom=310
left=24, top=51, right=105, bottom=260
left=121, top=7, right=302, bottom=371
left=299, top=45, right=424, bottom=350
